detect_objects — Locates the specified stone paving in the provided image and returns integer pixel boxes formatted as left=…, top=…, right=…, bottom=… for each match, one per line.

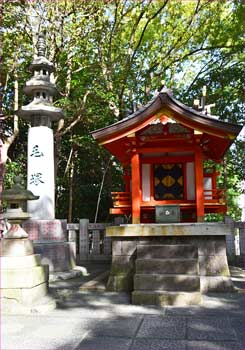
left=1, top=265, right=244, bottom=350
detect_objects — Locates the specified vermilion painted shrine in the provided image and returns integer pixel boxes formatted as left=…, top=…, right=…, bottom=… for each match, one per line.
left=92, top=87, right=242, bottom=224
left=92, top=87, right=242, bottom=304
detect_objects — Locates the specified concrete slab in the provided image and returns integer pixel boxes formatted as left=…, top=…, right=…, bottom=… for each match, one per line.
left=166, top=293, right=244, bottom=317
left=76, top=336, right=132, bottom=350
left=136, top=315, right=186, bottom=339
left=1, top=264, right=244, bottom=350
left=187, top=341, right=243, bottom=350
left=187, top=317, right=237, bottom=341
left=90, top=315, right=143, bottom=338
left=131, top=339, right=186, bottom=350
left=2, top=315, right=95, bottom=350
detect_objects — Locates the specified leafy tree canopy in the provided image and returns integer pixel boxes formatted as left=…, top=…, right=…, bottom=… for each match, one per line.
left=1, top=0, right=244, bottom=221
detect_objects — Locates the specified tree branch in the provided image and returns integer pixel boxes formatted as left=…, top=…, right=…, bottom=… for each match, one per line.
left=55, top=90, right=90, bottom=137
left=131, top=0, right=169, bottom=62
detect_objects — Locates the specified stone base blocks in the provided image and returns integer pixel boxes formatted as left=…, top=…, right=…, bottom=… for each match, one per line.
left=132, top=244, right=202, bottom=306
left=0, top=237, right=55, bottom=313
left=106, top=223, right=234, bottom=305
left=22, top=220, right=76, bottom=272
left=132, top=291, right=202, bottom=306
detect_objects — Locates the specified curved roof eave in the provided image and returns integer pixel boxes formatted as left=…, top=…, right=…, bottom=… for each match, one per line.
left=91, top=89, right=242, bottom=142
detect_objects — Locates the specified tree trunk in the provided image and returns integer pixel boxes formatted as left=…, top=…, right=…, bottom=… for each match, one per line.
left=68, top=159, right=74, bottom=223
left=94, top=158, right=111, bottom=223
left=0, top=71, right=19, bottom=212
left=67, top=149, right=77, bottom=223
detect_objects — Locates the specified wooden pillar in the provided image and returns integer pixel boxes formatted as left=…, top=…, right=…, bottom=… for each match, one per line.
left=131, top=152, right=141, bottom=224
left=195, top=147, right=204, bottom=222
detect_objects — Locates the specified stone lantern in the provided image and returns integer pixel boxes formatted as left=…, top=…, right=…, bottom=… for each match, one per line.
left=0, top=176, right=54, bottom=313
left=17, top=33, right=64, bottom=219
left=2, top=175, right=39, bottom=237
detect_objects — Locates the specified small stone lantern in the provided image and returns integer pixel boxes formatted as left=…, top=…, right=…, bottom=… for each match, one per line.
left=0, top=176, right=54, bottom=313
left=2, top=175, right=39, bottom=238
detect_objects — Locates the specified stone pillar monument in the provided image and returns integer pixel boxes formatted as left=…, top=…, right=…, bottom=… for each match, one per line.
left=17, top=34, right=64, bottom=219
left=16, top=34, right=76, bottom=273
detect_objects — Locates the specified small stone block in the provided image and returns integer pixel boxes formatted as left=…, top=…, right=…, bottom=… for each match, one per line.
left=1, top=282, right=48, bottom=305
left=137, top=244, right=197, bottom=259
left=111, top=255, right=135, bottom=274
left=0, top=238, right=34, bottom=257
left=197, top=238, right=215, bottom=256
left=132, top=291, right=202, bottom=306
left=107, top=273, right=134, bottom=292
left=40, top=220, right=66, bottom=241
left=214, top=236, right=227, bottom=255
left=1, top=265, right=49, bottom=288
left=112, top=240, right=122, bottom=255
left=134, top=274, right=200, bottom=291
left=136, top=258, right=198, bottom=275
left=0, top=254, right=41, bottom=269
left=34, top=242, right=75, bottom=272
left=121, top=240, right=137, bottom=255
left=200, top=276, right=234, bottom=293
left=199, top=255, right=230, bottom=276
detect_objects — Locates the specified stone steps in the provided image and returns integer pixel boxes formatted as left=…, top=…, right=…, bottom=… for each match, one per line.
left=132, top=244, right=201, bottom=306
left=132, top=290, right=202, bottom=306
left=136, top=258, right=198, bottom=275
left=134, top=274, right=200, bottom=291
left=137, top=244, right=198, bottom=259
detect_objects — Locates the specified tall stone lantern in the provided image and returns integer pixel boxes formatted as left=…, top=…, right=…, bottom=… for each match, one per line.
left=17, top=34, right=64, bottom=219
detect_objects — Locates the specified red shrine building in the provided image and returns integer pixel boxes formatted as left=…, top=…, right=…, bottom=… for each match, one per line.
left=92, top=88, right=242, bottom=224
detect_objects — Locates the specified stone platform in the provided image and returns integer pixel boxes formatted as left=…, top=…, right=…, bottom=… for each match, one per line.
left=0, top=237, right=55, bottom=313
left=23, top=219, right=76, bottom=272
left=106, top=223, right=233, bottom=305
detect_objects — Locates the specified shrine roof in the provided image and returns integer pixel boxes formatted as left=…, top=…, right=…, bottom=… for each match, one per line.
left=91, top=88, right=242, bottom=143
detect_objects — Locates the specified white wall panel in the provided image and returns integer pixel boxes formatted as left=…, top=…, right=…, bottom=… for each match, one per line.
left=186, top=162, right=195, bottom=200
left=142, top=164, right=151, bottom=201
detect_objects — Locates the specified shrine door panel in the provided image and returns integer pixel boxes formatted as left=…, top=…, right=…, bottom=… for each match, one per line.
left=154, top=163, right=183, bottom=200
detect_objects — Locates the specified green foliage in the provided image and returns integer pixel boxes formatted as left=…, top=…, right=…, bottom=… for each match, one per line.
left=1, top=0, right=244, bottom=222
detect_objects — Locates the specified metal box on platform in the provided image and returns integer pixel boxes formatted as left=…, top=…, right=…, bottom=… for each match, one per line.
left=155, top=205, right=180, bottom=223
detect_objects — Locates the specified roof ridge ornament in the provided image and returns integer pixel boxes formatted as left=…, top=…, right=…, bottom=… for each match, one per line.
left=193, top=85, right=216, bottom=117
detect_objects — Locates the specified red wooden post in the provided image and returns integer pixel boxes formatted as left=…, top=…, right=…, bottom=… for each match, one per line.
left=195, top=147, right=204, bottom=222
left=131, top=152, right=141, bottom=224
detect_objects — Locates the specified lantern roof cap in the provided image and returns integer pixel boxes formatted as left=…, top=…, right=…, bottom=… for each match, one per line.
left=2, top=176, right=39, bottom=202
left=17, top=100, right=64, bottom=121
left=23, top=78, right=57, bottom=96
left=29, top=56, right=55, bottom=73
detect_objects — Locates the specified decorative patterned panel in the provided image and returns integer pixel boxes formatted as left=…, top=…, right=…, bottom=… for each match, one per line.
left=154, top=163, right=183, bottom=200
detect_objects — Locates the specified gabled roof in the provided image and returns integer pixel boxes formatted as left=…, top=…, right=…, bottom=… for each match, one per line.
left=91, top=88, right=242, bottom=161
